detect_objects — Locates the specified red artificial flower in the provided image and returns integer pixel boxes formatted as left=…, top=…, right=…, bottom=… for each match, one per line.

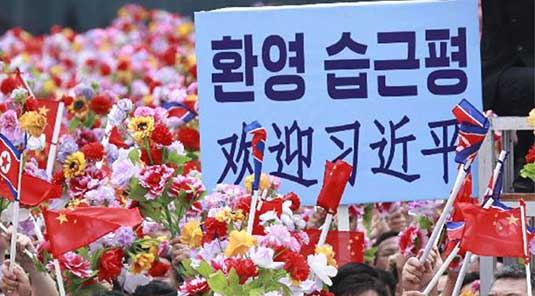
left=283, top=192, right=300, bottom=212
left=0, top=77, right=19, bottom=95
left=138, top=164, right=175, bottom=199
left=162, top=47, right=177, bottom=66
left=90, top=94, right=113, bottom=115
left=61, top=95, right=74, bottom=107
left=398, top=225, right=426, bottom=257
left=24, top=98, right=40, bottom=111
left=140, top=145, right=163, bottom=165
left=307, top=291, right=335, bottom=296
left=526, top=144, right=535, bottom=164
left=235, top=195, right=252, bottom=216
left=100, top=63, right=112, bottom=76
left=168, top=175, right=204, bottom=202
left=225, top=258, right=258, bottom=284
left=76, top=130, right=98, bottom=147
left=151, top=123, right=173, bottom=146
left=117, top=60, right=130, bottom=71
left=184, top=160, right=201, bottom=174
left=282, top=251, right=309, bottom=282
left=148, top=260, right=170, bottom=277
left=109, top=127, right=129, bottom=149
left=81, top=142, right=105, bottom=161
left=97, top=248, right=124, bottom=283
left=177, top=127, right=200, bottom=151
left=58, top=252, right=92, bottom=278
left=178, top=277, right=209, bottom=296
left=203, top=217, right=227, bottom=243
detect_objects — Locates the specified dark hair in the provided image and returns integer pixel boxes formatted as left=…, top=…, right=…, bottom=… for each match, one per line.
left=376, top=269, right=397, bottom=296
left=331, top=263, right=389, bottom=296
left=494, top=266, right=535, bottom=291
left=462, top=272, right=479, bottom=287
left=330, top=273, right=388, bottom=296
left=132, top=280, right=177, bottom=296
left=373, top=231, right=399, bottom=249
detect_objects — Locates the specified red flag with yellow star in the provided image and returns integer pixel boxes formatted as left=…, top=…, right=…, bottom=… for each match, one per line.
left=43, top=207, right=143, bottom=257
left=302, top=229, right=364, bottom=265
left=458, top=202, right=526, bottom=257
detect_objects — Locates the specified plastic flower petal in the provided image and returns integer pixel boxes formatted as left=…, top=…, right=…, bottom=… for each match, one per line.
left=307, top=254, right=337, bottom=286
left=224, top=230, right=257, bottom=257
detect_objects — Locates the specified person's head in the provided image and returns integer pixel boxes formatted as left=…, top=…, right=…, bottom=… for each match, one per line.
left=375, top=269, right=396, bottom=296
left=132, top=280, right=177, bottom=296
left=331, top=273, right=388, bottom=296
left=460, top=272, right=479, bottom=294
left=489, top=266, right=534, bottom=296
left=331, top=263, right=389, bottom=296
left=373, top=231, right=399, bottom=270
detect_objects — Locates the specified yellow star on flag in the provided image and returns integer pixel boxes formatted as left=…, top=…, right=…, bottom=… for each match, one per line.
left=506, top=214, right=519, bottom=226
left=56, top=213, right=68, bottom=224
left=38, top=106, right=49, bottom=116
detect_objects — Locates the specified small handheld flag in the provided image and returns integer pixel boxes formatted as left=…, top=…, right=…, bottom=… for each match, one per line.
left=0, top=133, right=22, bottom=200
left=244, top=121, right=267, bottom=191
left=452, top=99, right=490, bottom=165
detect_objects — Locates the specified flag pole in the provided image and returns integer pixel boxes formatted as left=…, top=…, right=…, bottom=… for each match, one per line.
left=452, top=150, right=508, bottom=296
left=422, top=242, right=461, bottom=295
left=521, top=200, right=532, bottom=296
left=45, top=102, right=64, bottom=175
left=420, top=159, right=472, bottom=264
left=318, top=212, right=333, bottom=246
left=17, top=70, right=66, bottom=296
left=8, top=149, right=23, bottom=271
left=246, top=189, right=259, bottom=235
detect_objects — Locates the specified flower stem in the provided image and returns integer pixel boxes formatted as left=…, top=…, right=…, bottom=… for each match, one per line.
left=163, top=204, right=176, bottom=237
left=143, top=138, right=154, bottom=164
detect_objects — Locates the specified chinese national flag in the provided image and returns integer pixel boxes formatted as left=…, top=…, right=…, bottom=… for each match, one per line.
left=0, top=173, right=62, bottom=206
left=458, top=203, right=526, bottom=257
left=43, top=207, right=143, bottom=257
left=316, top=160, right=352, bottom=214
left=302, top=229, right=364, bottom=265
left=451, top=173, right=477, bottom=222
left=252, top=198, right=283, bottom=235
left=28, top=99, right=62, bottom=169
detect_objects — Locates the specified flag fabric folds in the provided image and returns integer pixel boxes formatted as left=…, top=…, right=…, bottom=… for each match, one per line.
left=43, top=207, right=143, bottom=257
left=244, top=121, right=266, bottom=192
left=316, top=160, right=352, bottom=214
left=303, top=229, right=364, bottom=265
left=0, top=133, right=21, bottom=200
left=452, top=99, right=490, bottom=165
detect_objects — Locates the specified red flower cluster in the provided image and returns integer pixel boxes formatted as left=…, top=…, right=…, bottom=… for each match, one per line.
left=97, top=248, right=123, bottom=283
left=81, top=142, right=105, bottom=161
left=283, top=192, right=300, bottom=211
left=184, top=160, right=201, bottom=174
left=148, top=260, right=170, bottom=277
left=90, top=94, right=113, bottom=115
left=277, top=250, right=309, bottom=282
left=151, top=123, right=173, bottom=146
left=177, top=126, right=199, bottom=151
left=178, top=277, right=209, bottom=296
left=138, top=164, right=174, bottom=199
left=399, top=224, right=426, bottom=257
left=224, top=257, right=258, bottom=284
left=203, top=217, right=227, bottom=243
left=0, top=76, right=19, bottom=94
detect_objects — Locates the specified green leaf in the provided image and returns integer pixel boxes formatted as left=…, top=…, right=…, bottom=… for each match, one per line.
left=520, top=163, right=535, bottom=182
left=68, top=117, right=82, bottom=131
left=83, top=111, right=96, bottom=128
left=227, top=268, right=240, bottom=286
left=207, top=271, right=227, bottom=294
left=180, top=259, right=197, bottom=278
left=128, top=149, right=141, bottom=164
left=196, top=261, right=214, bottom=278
left=167, top=151, right=189, bottom=167
left=129, top=178, right=147, bottom=201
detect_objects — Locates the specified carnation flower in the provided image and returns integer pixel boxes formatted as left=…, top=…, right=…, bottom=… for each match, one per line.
left=180, top=221, right=203, bottom=248
left=224, top=230, right=257, bottom=257
left=0, top=110, right=23, bottom=145
left=168, top=174, right=205, bottom=202
left=224, top=257, right=259, bottom=284
left=138, top=164, right=174, bottom=199
left=177, top=126, right=199, bottom=151
left=63, top=151, right=86, bottom=179
left=98, top=248, right=124, bottom=282
left=261, top=224, right=301, bottom=252
left=57, top=252, right=92, bottom=278
left=399, top=224, right=427, bottom=257
left=248, top=246, right=284, bottom=269
left=111, top=157, right=139, bottom=189
left=113, top=226, right=136, bottom=247
left=151, top=123, right=173, bottom=146
left=80, top=142, right=105, bottom=161
left=178, top=276, right=209, bottom=296
left=90, top=94, right=113, bottom=115
left=57, top=135, right=79, bottom=162
left=131, top=252, right=155, bottom=274
left=19, top=110, right=47, bottom=137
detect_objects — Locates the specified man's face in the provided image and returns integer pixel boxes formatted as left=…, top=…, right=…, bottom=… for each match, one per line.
left=374, top=236, right=399, bottom=270
left=489, top=278, right=527, bottom=296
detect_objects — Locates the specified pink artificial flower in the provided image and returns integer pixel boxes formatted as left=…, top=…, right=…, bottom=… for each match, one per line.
left=57, top=252, right=92, bottom=278
left=138, top=164, right=174, bottom=200
left=178, top=276, right=209, bottom=296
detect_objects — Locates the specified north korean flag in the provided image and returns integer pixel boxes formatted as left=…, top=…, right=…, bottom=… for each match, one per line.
left=0, top=133, right=21, bottom=200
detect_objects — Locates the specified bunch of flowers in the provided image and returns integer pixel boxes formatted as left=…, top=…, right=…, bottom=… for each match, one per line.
left=176, top=179, right=337, bottom=296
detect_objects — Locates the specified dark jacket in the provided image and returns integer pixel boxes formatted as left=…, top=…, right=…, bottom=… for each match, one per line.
left=481, top=0, right=534, bottom=110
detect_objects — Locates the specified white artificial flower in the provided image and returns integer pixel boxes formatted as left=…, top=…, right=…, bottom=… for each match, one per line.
left=259, top=210, right=280, bottom=227
left=248, top=246, right=284, bottom=269
left=307, top=254, right=337, bottom=286
left=279, top=277, right=316, bottom=296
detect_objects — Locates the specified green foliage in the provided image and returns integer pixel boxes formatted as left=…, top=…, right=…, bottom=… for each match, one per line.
left=521, top=163, right=535, bottom=182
